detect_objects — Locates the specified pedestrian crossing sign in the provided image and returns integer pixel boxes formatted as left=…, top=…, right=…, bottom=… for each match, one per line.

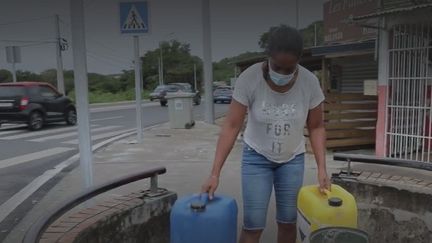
left=119, top=2, right=149, bottom=34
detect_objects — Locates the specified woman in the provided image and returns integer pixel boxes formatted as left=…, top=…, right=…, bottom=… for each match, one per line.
left=201, top=25, right=330, bottom=243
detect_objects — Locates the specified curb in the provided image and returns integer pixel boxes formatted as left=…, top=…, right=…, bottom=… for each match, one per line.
left=89, top=100, right=151, bottom=108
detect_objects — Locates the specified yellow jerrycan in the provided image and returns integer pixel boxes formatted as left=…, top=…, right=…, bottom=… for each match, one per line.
left=296, top=184, right=358, bottom=243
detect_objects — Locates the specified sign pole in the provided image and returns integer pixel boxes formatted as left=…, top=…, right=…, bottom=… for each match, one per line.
left=70, top=0, right=93, bottom=188
left=202, top=0, right=215, bottom=124
left=12, top=62, right=17, bottom=83
left=119, top=1, right=148, bottom=143
left=134, top=36, right=143, bottom=143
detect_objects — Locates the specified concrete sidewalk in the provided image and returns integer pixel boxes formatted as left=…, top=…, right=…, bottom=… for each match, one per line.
left=5, top=121, right=347, bottom=242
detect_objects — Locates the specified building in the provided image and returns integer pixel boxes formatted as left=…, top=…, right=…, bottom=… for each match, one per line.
left=350, top=0, right=432, bottom=162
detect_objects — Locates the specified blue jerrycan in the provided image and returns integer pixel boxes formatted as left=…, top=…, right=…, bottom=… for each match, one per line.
left=170, top=193, right=238, bottom=243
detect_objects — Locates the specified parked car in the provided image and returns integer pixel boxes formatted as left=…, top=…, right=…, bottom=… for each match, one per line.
left=150, top=85, right=176, bottom=102
left=213, top=86, right=233, bottom=104
left=151, top=83, right=201, bottom=106
left=171, top=83, right=201, bottom=106
left=0, top=82, right=77, bottom=131
left=150, top=84, right=181, bottom=106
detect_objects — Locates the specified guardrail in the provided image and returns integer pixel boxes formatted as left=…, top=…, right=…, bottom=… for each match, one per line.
left=334, top=153, right=432, bottom=176
left=23, top=167, right=167, bottom=243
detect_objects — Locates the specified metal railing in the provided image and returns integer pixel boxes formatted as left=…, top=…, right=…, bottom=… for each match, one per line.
left=23, top=167, right=167, bottom=243
left=334, top=153, right=432, bottom=176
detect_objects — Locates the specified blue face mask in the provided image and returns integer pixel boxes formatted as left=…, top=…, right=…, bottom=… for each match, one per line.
left=268, top=62, right=297, bottom=86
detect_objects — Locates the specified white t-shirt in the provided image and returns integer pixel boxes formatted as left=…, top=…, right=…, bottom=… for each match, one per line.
left=233, top=62, right=325, bottom=163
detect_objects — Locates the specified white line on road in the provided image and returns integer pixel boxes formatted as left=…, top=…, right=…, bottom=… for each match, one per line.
left=0, top=129, right=28, bottom=137
left=0, top=129, right=138, bottom=224
left=63, top=129, right=132, bottom=144
left=91, top=116, right=123, bottom=122
left=0, top=147, right=75, bottom=170
left=28, top=126, right=121, bottom=142
left=90, top=102, right=159, bottom=113
left=0, top=124, right=27, bottom=130
left=0, top=125, right=98, bottom=140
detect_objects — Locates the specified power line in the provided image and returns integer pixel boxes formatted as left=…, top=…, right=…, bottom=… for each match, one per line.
left=0, top=39, right=55, bottom=44
left=87, top=52, right=131, bottom=71
left=0, top=15, right=53, bottom=27
left=59, top=18, right=131, bottom=63
left=20, top=42, right=54, bottom=48
left=87, top=50, right=131, bottom=67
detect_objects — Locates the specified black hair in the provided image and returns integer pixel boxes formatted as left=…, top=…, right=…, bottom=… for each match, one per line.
left=265, top=25, right=303, bottom=58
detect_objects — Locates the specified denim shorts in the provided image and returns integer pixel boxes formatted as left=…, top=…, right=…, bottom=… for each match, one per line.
left=241, top=143, right=305, bottom=230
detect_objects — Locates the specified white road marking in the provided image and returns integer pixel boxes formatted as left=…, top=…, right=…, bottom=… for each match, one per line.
left=0, top=125, right=96, bottom=140
left=0, top=147, right=75, bottom=170
left=0, top=129, right=28, bottom=137
left=0, top=124, right=27, bottom=130
left=90, top=102, right=159, bottom=113
left=63, top=129, right=132, bottom=144
left=0, top=129, right=138, bottom=224
left=91, top=116, right=123, bottom=122
left=28, top=126, right=121, bottom=142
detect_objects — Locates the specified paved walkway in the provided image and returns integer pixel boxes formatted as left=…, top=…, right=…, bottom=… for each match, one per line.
left=6, top=120, right=432, bottom=242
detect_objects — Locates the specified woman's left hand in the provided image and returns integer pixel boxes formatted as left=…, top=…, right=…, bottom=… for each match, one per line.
left=317, top=169, right=331, bottom=194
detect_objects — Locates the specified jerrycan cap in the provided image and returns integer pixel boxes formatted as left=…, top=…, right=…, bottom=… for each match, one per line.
left=328, top=197, right=343, bottom=207
left=190, top=201, right=206, bottom=212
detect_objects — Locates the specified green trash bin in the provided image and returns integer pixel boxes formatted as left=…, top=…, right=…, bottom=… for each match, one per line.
left=310, top=227, right=369, bottom=243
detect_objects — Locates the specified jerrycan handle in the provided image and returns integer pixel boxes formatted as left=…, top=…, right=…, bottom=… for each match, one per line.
left=190, top=193, right=209, bottom=212
left=323, top=187, right=343, bottom=207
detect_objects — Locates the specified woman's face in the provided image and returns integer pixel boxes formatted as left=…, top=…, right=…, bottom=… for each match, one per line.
left=269, top=52, right=299, bottom=75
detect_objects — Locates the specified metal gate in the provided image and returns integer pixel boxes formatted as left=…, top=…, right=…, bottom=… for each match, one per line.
left=386, top=22, right=432, bottom=162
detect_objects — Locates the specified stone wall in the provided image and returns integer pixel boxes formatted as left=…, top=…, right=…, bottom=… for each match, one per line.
left=333, top=172, right=432, bottom=243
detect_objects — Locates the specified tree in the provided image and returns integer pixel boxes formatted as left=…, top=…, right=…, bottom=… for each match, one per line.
left=259, top=21, right=324, bottom=50
left=213, top=52, right=263, bottom=82
left=0, top=69, right=12, bottom=83
left=141, top=40, right=203, bottom=90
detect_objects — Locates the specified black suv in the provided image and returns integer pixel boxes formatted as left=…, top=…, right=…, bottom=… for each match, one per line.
left=0, top=82, right=77, bottom=131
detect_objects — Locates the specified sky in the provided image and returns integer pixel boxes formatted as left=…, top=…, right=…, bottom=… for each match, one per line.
left=0, top=0, right=324, bottom=74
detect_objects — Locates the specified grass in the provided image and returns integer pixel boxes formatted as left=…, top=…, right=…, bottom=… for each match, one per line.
left=68, top=89, right=151, bottom=104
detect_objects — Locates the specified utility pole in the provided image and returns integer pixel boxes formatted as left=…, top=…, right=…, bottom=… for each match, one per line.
left=295, top=0, right=299, bottom=29
left=70, top=0, right=93, bottom=188
left=159, top=42, right=164, bottom=85
left=194, top=63, right=197, bottom=91
left=314, top=22, right=318, bottom=46
left=6, top=46, right=21, bottom=82
left=158, top=57, right=162, bottom=85
left=202, top=0, right=215, bottom=124
left=54, top=14, right=65, bottom=94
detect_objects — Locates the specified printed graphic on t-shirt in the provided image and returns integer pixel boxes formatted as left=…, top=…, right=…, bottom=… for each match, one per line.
left=259, top=102, right=302, bottom=155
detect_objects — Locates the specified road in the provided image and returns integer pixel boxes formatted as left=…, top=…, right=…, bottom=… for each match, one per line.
left=0, top=102, right=228, bottom=237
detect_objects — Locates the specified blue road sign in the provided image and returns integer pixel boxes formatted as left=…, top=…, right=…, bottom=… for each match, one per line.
left=119, top=2, right=149, bottom=34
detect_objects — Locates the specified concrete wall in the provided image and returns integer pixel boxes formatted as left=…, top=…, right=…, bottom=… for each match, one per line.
left=41, top=189, right=177, bottom=243
left=333, top=177, right=432, bottom=243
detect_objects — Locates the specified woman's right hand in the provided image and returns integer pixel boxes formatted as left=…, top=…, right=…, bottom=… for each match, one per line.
left=201, top=175, right=219, bottom=200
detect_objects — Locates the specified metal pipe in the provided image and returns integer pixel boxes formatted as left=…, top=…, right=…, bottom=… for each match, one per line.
left=333, top=153, right=432, bottom=171
left=22, top=167, right=167, bottom=243
left=134, top=36, right=143, bottom=144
